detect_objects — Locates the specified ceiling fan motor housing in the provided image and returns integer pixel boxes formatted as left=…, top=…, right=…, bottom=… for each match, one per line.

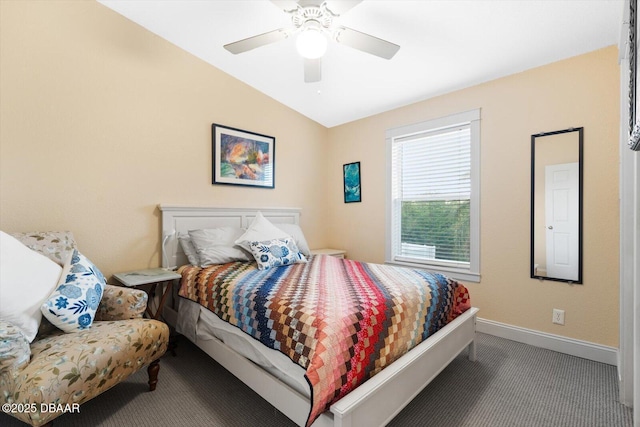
left=291, top=3, right=335, bottom=33
left=223, top=0, right=399, bottom=83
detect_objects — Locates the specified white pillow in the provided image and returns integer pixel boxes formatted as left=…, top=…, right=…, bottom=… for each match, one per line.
left=41, top=249, right=106, bottom=332
left=178, top=234, right=199, bottom=266
left=248, top=237, right=307, bottom=270
left=234, top=212, right=291, bottom=252
left=9, top=231, right=76, bottom=267
left=188, top=227, right=251, bottom=266
left=275, top=223, right=311, bottom=257
left=0, top=231, right=62, bottom=342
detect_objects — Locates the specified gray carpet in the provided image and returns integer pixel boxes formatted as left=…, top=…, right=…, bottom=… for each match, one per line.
left=0, top=333, right=632, bottom=427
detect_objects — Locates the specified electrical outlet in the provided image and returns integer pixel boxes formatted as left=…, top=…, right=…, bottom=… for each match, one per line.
left=552, top=309, right=565, bottom=325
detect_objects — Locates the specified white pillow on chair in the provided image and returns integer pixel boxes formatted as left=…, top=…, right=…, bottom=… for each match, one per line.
left=0, top=231, right=62, bottom=342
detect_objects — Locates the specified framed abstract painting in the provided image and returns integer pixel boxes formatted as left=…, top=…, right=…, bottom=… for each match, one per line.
left=212, top=124, right=275, bottom=188
left=343, top=161, right=361, bottom=203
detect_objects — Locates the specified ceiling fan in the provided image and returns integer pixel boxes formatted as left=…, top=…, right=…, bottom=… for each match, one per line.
left=223, top=0, right=400, bottom=83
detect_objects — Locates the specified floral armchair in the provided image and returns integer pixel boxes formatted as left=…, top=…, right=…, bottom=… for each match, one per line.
left=0, top=232, right=169, bottom=427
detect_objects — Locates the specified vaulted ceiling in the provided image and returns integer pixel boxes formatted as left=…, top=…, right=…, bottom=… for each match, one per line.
left=99, top=0, right=623, bottom=127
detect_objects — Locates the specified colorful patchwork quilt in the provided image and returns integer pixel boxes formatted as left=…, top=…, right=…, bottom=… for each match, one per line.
left=178, top=255, right=471, bottom=426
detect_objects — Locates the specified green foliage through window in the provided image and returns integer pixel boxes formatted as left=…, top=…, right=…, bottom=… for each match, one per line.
left=401, top=200, right=470, bottom=263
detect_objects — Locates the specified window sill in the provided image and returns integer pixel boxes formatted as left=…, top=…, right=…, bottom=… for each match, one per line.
left=385, top=260, right=480, bottom=283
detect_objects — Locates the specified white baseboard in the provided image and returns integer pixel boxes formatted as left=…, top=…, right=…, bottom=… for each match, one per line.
left=476, top=318, right=617, bottom=366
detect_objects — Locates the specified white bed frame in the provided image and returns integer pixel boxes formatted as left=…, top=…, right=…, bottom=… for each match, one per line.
left=159, top=205, right=479, bottom=427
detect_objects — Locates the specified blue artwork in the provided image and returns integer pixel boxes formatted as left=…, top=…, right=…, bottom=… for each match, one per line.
left=343, top=162, right=361, bottom=203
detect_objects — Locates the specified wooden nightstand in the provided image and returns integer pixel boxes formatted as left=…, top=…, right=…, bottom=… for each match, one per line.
left=310, top=248, right=347, bottom=259
left=113, top=268, right=180, bottom=320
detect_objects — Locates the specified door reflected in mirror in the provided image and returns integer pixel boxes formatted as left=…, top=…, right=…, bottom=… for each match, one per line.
left=531, top=128, right=583, bottom=284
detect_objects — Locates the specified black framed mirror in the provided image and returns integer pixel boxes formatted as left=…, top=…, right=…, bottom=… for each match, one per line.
left=530, top=127, right=583, bottom=284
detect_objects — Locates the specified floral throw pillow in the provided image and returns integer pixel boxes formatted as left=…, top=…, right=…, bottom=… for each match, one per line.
left=41, top=249, right=106, bottom=332
left=248, top=237, right=307, bottom=271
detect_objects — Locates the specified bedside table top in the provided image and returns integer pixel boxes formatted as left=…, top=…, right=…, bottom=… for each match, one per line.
left=310, top=248, right=346, bottom=256
left=113, top=268, right=181, bottom=287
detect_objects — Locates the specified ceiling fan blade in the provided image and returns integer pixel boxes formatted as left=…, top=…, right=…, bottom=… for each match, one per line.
left=270, top=0, right=300, bottom=12
left=325, top=0, right=363, bottom=15
left=224, top=29, right=290, bottom=54
left=335, top=26, right=400, bottom=59
left=304, top=58, right=322, bottom=83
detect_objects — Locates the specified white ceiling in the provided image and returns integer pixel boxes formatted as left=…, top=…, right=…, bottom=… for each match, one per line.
left=98, top=0, right=624, bottom=128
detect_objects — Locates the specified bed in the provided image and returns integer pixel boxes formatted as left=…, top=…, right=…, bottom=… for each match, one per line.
left=159, top=205, right=479, bottom=427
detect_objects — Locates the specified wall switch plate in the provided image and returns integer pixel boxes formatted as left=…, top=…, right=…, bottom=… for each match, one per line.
left=552, top=309, right=565, bottom=325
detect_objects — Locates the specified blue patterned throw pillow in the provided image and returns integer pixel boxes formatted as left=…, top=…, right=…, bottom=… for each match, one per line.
left=41, top=249, right=106, bottom=332
left=248, top=237, right=307, bottom=271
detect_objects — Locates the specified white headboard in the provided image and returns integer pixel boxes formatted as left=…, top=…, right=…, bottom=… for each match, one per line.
left=159, top=205, right=301, bottom=269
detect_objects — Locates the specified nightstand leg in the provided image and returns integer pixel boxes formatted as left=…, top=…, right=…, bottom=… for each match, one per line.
left=145, top=283, right=158, bottom=319
left=144, top=281, right=173, bottom=320
left=155, top=281, right=172, bottom=320
left=168, top=333, right=180, bottom=357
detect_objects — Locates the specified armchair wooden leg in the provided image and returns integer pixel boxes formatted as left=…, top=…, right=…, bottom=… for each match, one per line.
left=147, top=359, right=160, bottom=391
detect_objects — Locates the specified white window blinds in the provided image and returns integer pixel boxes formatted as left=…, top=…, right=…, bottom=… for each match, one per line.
left=398, top=126, right=471, bottom=202
left=391, top=125, right=471, bottom=266
left=386, top=109, right=480, bottom=281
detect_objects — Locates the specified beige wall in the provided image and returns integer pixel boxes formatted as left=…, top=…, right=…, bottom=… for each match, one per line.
left=0, top=1, right=329, bottom=278
left=326, top=47, right=620, bottom=346
left=0, top=1, right=621, bottom=347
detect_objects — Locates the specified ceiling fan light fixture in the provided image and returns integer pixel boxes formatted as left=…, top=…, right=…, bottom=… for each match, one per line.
left=296, top=28, right=327, bottom=59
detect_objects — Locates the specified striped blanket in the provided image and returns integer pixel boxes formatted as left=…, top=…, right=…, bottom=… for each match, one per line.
left=178, top=255, right=470, bottom=426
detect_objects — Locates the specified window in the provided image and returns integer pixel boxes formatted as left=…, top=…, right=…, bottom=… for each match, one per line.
left=386, top=109, right=480, bottom=282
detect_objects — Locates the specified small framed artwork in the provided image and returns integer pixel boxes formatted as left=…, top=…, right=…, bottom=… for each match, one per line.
left=212, top=123, right=275, bottom=188
left=343, top=161, right=361, bottom=203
